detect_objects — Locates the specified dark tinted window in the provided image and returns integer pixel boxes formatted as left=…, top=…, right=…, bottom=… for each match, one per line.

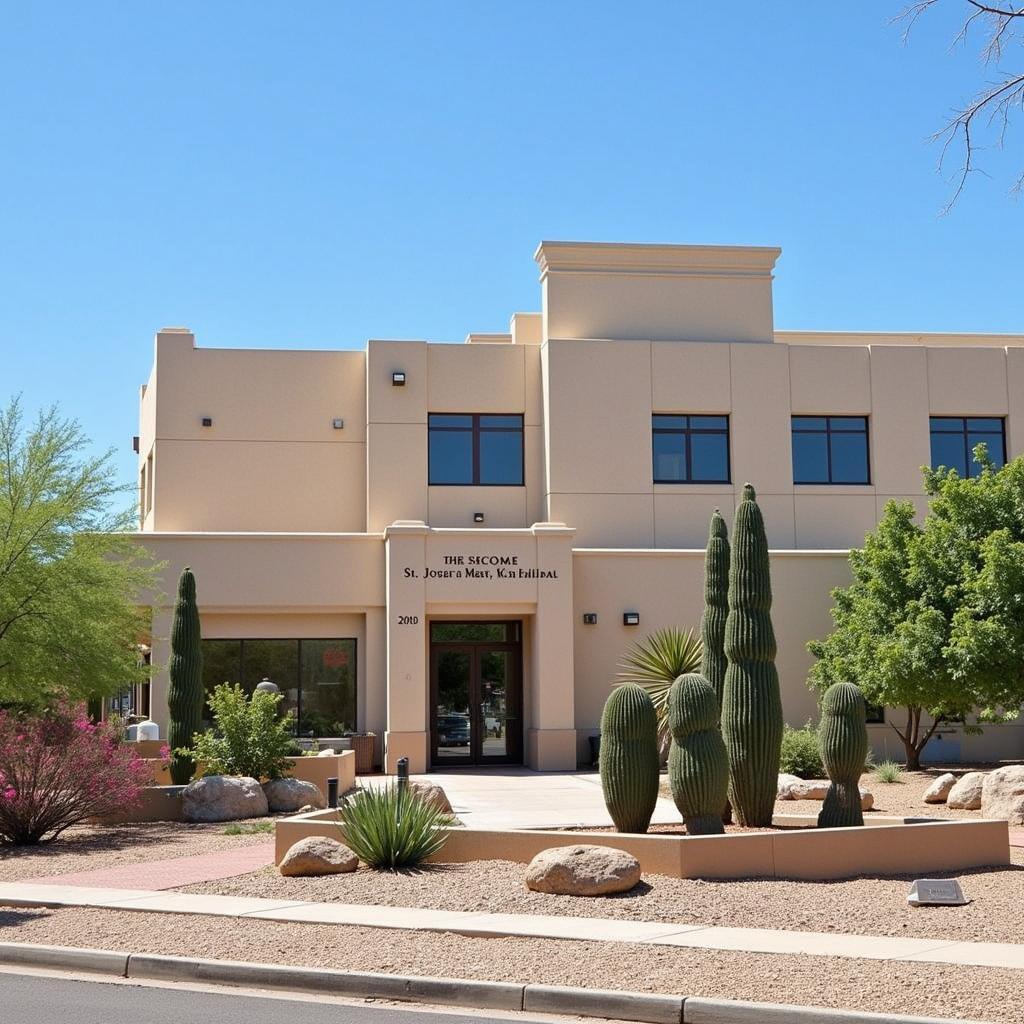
left=792, top=416, right=870, bottom=484
left=930, top=417, right=1006, bottom=478
left=428, top=414, right=523, bottom=485
left=652, top=415, right=730, bottom=483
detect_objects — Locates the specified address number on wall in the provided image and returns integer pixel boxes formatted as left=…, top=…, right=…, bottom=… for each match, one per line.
left=397, top=615, right=420, bottom=625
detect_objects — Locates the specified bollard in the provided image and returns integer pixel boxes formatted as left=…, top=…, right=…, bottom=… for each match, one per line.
left=327, top=776, right=338, bottom=809
left=396, top=756, right=409, bottom=798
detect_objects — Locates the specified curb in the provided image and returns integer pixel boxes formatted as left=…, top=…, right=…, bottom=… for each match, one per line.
left=0, top=942, right=990, bottom=1024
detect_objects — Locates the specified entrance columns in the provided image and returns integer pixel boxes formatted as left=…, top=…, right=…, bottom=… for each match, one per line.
left=528, top=522, right=577, bottom=770
left=384, top=520, right=429, bottom=773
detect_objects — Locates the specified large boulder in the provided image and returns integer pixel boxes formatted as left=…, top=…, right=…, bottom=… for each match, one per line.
left=525, top=845, right=641, bottom=896
left=777, top=773, right=803, bottom=797
left=279, top=836, right=357, bottom=877
left=264, top=777, right=326, bottom=813
left=408, top=780, right=453, bottom=815
left=781, top=779, right=829, bottom=801
left=923, top=773, right=957, bottom=804
left=947, top=771, right=986, bottom=811
left=981, top=766, right=1024, bottom=823
left=182, top=775, right=269, bottom=823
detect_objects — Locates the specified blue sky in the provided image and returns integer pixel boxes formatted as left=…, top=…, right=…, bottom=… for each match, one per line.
left=1, top=2, right=1021, bottom=490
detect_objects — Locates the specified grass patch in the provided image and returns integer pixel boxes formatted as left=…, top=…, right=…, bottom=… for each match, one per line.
left=222, top=821, right=276, bottom=835
left=873, top=760, right=904, bottom=784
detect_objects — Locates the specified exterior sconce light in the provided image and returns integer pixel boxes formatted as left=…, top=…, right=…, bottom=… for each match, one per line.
left=132, top=435, right=140, bottom=453
left=201, top=416, right=213, bottom=427
left=623, top=611, right=640, bottom=626
left=391, top=371, right=406, bottom=387
left=332, top=418, right=344, bottom=430
left=473, top=512, right=485, bottom=523
left=582, top=613, right=598, bottom=625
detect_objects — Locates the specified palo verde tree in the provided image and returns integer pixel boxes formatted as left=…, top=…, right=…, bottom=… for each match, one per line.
left=0, top=398, right=157, bottom=708
left=808, top=448, right=1024, bottom=769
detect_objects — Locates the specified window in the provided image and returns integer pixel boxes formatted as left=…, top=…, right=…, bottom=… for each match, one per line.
left=428, top=414, right=524, bottom=485
left=652, top=415, right=730, bottom=484
left=200, top=638, right=357, bottom=737
left=792, top=416, right=870, bottom=484
left=930, top=417, right=1006, bottom=478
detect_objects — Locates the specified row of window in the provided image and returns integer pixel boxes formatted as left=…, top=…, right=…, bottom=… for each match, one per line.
left=426, top=413, right=1007, bottom=486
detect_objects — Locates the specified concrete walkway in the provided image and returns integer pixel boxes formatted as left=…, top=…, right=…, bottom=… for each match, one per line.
left=3, top=881, right=1023, bottom=972
left=367, top=768, right=680, bottom=829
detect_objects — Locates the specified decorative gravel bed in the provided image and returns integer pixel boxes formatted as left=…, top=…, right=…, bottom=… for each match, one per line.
left=0, top=821, right=274, bottom=882
left=0, top=905, right=1015, bottom=1023
left=180, top=847, right=1024, bottom=945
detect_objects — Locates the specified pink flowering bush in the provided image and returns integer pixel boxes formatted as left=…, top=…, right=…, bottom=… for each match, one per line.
left=0, top=703, right=151, bottom=845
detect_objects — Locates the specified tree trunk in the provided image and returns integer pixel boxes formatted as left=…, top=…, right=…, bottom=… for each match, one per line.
left=891, top=706, right=941, bottom=772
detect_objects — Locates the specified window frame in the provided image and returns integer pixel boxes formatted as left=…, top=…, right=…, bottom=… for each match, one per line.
left=427, top=413, right=525, bottom=487
left=651, top=414, right=731, bottom=485
left=929, top=416, right=1007, bottom=478
left=792, top=415, right=871, bottom=486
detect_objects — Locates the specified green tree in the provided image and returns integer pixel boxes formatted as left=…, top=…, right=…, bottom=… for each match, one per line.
left=808, top=448, right=1023, bottom=769
left=0, top=398, right=157, bottom=707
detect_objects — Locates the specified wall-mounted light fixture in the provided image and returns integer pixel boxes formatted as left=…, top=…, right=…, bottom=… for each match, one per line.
left=582, top=613, right=598, bottom=625
left=201, top=417, right=213, bottom=427
left=622, top=611, right=640, bottom=626
left=332, top=418, right=344, bottom=430
left=132, top=435, right=140, bottom=453
left=473, top=512, right=485, bottom=523
left=391, top=371, right=406, bottom=387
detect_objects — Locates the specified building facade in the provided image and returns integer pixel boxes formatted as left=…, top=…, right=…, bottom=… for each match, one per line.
left=135, top=241, right=1024, bottom=771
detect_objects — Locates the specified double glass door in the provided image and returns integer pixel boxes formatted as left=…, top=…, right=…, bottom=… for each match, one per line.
left=430, top=622, right=521, bottom=766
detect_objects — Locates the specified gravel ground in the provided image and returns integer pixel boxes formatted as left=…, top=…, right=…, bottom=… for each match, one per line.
left=0, top=905, right=1014, bottom=1023
left=181, top=848, right=1024, bottom=945
left=0, top=821, right=273, bottom=882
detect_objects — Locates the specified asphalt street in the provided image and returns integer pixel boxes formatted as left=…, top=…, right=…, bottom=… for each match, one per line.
left=1, top=971, right=557, bottom=1024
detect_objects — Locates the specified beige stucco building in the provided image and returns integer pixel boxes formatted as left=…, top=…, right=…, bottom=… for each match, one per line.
left=134, top=241, right=1024, bottom=771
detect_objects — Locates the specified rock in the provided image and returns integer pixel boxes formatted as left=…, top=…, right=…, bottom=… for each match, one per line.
left=279, top=836, right=357, bottom=877
left=408, top=780, right=453, bottom=814
left=859, top=786, right=874, bottom=811
left=782, top=779, right=830, bottom=801
left=981, top=765, right=1024, bottom=824
left=182, top=775, right=269, bottom=823
left=777, top=773, right=802, bottom=798
left=263, top=777, right=326, bottom=813
left=316, top=748, right=337, bottom=757
left=923, top=773, right=957, bottom=804
left=297, top=804, right=316, bottom=814
left=525, top=845, right=641, bottom=896
left=947, top=771, right=986, bottom=810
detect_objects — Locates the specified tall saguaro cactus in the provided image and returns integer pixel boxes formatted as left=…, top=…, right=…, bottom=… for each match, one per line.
left=818, top=682, right=868, bottom=829
left=721, top=484, right=783, bottom=827
left=700, top=510, right=730, bottom=706
left=168, top=566, right=204, bottom=785
left=599, top=683, right=659, bottom=833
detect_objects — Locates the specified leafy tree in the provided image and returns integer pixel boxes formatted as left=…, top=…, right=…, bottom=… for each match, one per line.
left=0, top=398, right=158, bottom=707
left=808, top=448, right=1023, bottom=768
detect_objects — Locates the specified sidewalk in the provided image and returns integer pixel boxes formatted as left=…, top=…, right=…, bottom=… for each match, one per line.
left=3, top=880, right=1023, bottom=972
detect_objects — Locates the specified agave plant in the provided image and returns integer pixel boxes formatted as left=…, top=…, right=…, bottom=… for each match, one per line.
left=337, top=783, right=451, bottom=869
left=617, top=627, right=703, bottom=752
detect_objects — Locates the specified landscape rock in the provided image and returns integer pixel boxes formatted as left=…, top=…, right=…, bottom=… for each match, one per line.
left=279, top=836, right=357, bottom=876
left=777, top=773, right=802, bottom=797
left=263, top=777, right=326, bottom=813
left=947, top=771, right=986, bottom=810
left=859, top=786, right=874, bottom=811
left=981, top=766, right=1024, bottom=823
left=182, top=775, right=269, bottom=823
left=408, top=780, right=453, bottom=814
left=525, top=844, right=641, bottom=896
left=781, top=779, right=829, bottom=801
left=297, top=804, right=316, bottom=814
left=923, top=773, right=957, bottom=804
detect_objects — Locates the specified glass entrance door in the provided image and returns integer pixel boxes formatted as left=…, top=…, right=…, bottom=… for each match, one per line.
left=430, top=622, right=521, bottom=766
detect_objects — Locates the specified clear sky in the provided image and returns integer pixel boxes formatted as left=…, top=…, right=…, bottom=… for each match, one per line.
left=1, top=2, right=1021, bottom=491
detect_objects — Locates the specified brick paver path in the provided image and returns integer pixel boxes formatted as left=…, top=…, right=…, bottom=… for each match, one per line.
left=23, top=841, right=274, bottom=890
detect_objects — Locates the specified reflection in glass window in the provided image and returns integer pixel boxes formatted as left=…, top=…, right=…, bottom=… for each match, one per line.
left=792, top=416, right=870, bottom=484
left=929, top=417, right=1006, bottom=478
left=428, top=414, right=524, bottom=485
left=652, top=415, right=730, bottom=483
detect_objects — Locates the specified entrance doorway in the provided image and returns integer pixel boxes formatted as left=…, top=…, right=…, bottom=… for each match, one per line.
left=429, top=621, right=522, bottom=766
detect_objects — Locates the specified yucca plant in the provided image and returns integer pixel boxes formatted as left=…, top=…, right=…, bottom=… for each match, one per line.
left=617, top=628, right=703, bottom=752
left=337, top=784, right=451, bottom=869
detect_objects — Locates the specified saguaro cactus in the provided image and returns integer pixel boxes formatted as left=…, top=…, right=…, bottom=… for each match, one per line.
left=667, top=673, right=729, bottom=835
left=168, top=566, right=204, bottom=785
left=721, top=483, right=783, bottom=827
left=599, top=683, right=659, bottom=833
left=700, top=510, right=730, bottom=707
left=817, top=682, right=868, bottom=829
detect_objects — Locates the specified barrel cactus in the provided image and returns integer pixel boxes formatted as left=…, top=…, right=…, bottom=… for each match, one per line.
left=667, top=673, right=729, bottom=835
left=817, top=682, right=868, bottom=829
left=721, top=483, right=783, bottom=827
left=599, top=683, right=659, bottom=833
left=167, top=566, right=204, bottom=785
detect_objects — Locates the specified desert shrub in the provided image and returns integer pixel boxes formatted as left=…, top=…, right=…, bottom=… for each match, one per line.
left=874, top=759, right=904, bottom=784
left=0, top=703, right=150, bottom=845
left=779, top=722, right=825, bottom=779
left=179, top=683, right=295, bottom=780
left=338, top=783, right=450, bottom=869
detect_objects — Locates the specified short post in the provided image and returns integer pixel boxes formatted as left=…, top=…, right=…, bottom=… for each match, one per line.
left=396, top=756, right=409, bottom=826
left=327, top=777, right=338, bottom=809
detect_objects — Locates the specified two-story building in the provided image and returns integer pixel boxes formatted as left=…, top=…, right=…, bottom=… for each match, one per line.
left=134, top=240, right=1024, bottom=771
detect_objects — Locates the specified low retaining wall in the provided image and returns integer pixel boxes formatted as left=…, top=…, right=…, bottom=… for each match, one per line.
left=274, top=811, right=1010, bottom=880
left=99, top=785, right=186, bottom=824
